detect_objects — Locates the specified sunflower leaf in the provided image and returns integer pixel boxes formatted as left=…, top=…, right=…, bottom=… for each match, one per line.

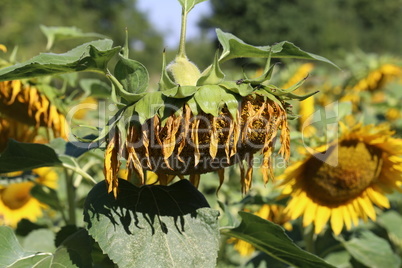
left=133, top=91, right=165, bottom=124
left=0, top=140, right=62, bottom=173
left=340, top=229, right=401, bottom=268
left=161, top=85, right=198, bottom=98
left=40, top=25, right=107, bottom=51
left=194, top=85, right=231, bottom=116
left=197, top=50, right=225, bottom=86
left=0, top=39, right=120, bottom=81
left=221, top=212, right=336, bottom=268
left=114, top=54, right=149, bottom=95
left=216, top=29, right=338, bottom=68
left=159, top=50, right=177, bottom=90
left=0, top=226, right=52, bottom=267
left=83, top=179, right=220, bottom=268
left=219, top=81, right=254, bottom=97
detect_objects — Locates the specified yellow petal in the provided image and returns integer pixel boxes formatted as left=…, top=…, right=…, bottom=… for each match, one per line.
left=341, top=205, right=352, bottom=231
left=313, top=205, right=331, bottom=234
left=358, top=195, right=376, bottom=221
left=302, top=200, right=318, bottom=227
left=366, top=187, right=390, bottom=209
left=330, top=207, right=344, bottom=235
left=347, top=202, right=359, bottom=226
left=285, top=191, right=308, bottom=220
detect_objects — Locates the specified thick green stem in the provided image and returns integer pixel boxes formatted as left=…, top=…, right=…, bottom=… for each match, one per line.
left=65, top=170, right=77, bottom=225
left=178, top=7, right=188, bottom=58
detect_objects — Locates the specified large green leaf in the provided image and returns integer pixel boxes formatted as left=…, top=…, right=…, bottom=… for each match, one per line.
left=0, top=226, right=52, bottom=267
left=0, top=140, right=62, bottom=173
left=221, top=212, right=336, bottom=268
left=83, top=179, right=220, bottom=268
left=40, top=25, right=106, bottom=50
left=51, top=228, right=94, bottom=268
left=0, top=39, right=120, bottom=81
left=216, top=29, right=337, bottom=67
left=340, top=230, right=401, bottom=268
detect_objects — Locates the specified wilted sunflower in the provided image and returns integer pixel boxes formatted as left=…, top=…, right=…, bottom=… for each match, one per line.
left=0, top=118, right=40, bottom=151
left=0, top=167, right=58, bottom=227
left=278, top=122, right=402, bottom=235
left=229, top=204, right=292, bottom=256
left=100, top=15, right=334, bottom=197
left=0, top=79, right=68, bottom=139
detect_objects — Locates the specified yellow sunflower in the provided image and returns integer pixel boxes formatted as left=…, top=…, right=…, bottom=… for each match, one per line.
left=351, top=63, right=401, bottom=92
left=230, top=204, right=292, bottom=256
left=0, top=167, right=58, bottom=228
left=278, top=122, right=402, bottom=235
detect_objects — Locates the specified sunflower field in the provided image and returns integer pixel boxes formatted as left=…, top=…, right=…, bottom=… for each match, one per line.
left=1, top=1, right=402, bottom=267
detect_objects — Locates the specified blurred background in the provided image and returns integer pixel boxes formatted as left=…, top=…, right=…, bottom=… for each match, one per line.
left=1, top=0, right=401, bottom=76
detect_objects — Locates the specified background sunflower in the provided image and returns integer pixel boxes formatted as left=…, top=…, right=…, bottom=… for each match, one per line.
left=278, top=121, right=402, bottom=235
left=0, top=167, right=58, bottom=228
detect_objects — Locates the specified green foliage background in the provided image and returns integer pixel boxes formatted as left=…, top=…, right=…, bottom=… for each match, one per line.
left=200, top=0, right=402, bottom=58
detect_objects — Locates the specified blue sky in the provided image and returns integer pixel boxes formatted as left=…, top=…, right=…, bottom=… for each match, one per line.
left=136, top=0, right=212, bottom=49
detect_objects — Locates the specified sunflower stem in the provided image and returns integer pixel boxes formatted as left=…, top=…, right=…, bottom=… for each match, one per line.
left=302, top=224, right=316, bottom=254
left=65, top=169, right=77, bottom=225
left=61, top=162, right=97, bottom=185
left=178, top=6, right=188, bottom=58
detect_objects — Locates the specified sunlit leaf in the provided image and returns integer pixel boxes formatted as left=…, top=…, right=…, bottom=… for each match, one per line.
left=219, top=81, right=254, bottom=96
left=340, top=230, right=401, bottom=268
left=0, top=39, right=120, bottom=81
left=40, top=25, right=106, bottom=50
left=83, top=179, right=220, bottom=268
left=158, top=50, right=177, bottom=90
left=22, top=229, right=56, bottom=253
left=0, top=140, right=62, bottom=173
left=221, top=212, right=336, bottom=268
left=0, top=226, right=52, bottom=267
left=133, top=91, right=165, bottom=123
left=194, top=85, right=227, bottom=116
left=161, top=85, right=198, bottom=98
left=114, top=54, right=149, bottom=95
left=197, top=51, right=225, bottom=86
left=216, top=29, right=338, bottom=68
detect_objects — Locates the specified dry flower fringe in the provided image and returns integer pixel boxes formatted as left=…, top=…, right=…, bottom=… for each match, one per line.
left=104, top=94, right=290, bottom=198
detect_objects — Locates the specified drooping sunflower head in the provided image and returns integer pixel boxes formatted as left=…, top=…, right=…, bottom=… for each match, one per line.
left=0, top=80, right=68, bottom=140
left=279, top=122, right=402, bottom=235
left=0, top=118, right=40, bottom=151
left=100, top=21, right=337, bottom=198
left=0, top=167, right=58, bottom=228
